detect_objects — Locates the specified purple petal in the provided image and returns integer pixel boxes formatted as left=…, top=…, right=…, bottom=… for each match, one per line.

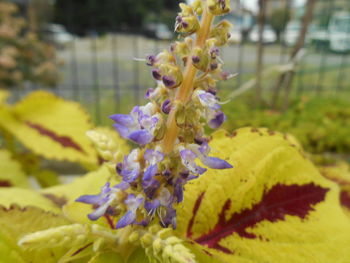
left=162, top=75, right=175, bottom=88
left=198, top=92, right=220, bottom=110
left=198, top=142, right=210, bottom=155
left=125, top=194, right=144, bottom=211
left=146, top=55, right=156, bottom=66
left=161, top=99, right=172, bottom=114
left=142, top=178, right=160, bottom=199
left=109, top=114, right=134, bottom=126
left=152, top=69, right=162, bottom=80
left=114, top=181, right=130, bottom=190
left=128, top=130, right=153, bottom=145
left=180, top=149, right=207, bottom=175
left=208, top=111, right=226, bottom=129
left=145, top=88, right=154, bottom=99
left=201, top=156, right=233, bottom=169
left=160, top=207, right=176, bottom=229
left=180, top=149, right=197, bottom=162
left=174, top=182, right=184, bottom=202
left=143, top=164, right=158, bottom=181
left=121, top=167, right=140, bottom=183
left=192, top=56, right=200, bottom=63
left=144, top=149, right=164, bottom=164
left=145, top=199, right=161, bottom=213
left=116, top=210, right=136, bottom=228
left=76, top=194, right=101, bottom=204
left=88, top=202, right=109, bottom=221
left=112, top=123, right=130, bottom=138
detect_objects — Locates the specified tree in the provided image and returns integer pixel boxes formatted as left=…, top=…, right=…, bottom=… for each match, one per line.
left=269, top=8, right=291, bottom=42
left=54, top=0, right=182, bottom=35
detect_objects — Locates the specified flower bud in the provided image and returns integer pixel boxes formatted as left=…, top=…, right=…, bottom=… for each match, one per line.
left=175, top=4, right=200, bottom=36
left=191, top=0, right=203, bottom=15
left=191, top=47, right=209, bottom=72
left=159, top=64, right=183, bottom=89
left=161, top=99, right=172, bottom=114
left=172, top=38, right=192, bottom=59
left=210, top=20, right=232, bottom=46
left=208, top=0, right=231, bottom=15
left=152, top=68, right=162, bottom=80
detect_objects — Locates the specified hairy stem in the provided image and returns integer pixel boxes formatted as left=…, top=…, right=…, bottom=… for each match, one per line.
left=162, top=8, right=214, bottom=154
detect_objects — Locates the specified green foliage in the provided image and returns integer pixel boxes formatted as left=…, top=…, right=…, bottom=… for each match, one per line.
left=223, top=95, right=350, bottom=155
left=54, top=0, right=182, bottom=35
left=268, top=8, right=291, bottom=40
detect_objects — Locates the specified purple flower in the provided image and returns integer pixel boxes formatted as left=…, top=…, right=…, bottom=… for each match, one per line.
left=76, top=182, right=129, bottom=221
left=197, top=90, right=220, bottom=110
left=181, top=143, right=233, bottom=173
left=117, top=149, right=141, bottom=183
left=142, top=149, right=164, bottom=197
left=143, top=149, right=164, bottom=181
left=116, top=194, right=144, bottom=228
left=110, top=103, right=161, bottom=145
left=142, top=178, right=160, bottom=199
left=208, top=110, right=226, bottom=129
left=180, top=149, right=207, bottom=175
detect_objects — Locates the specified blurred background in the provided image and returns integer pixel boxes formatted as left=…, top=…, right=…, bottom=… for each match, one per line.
left=2, top=0, right=350, bottom=162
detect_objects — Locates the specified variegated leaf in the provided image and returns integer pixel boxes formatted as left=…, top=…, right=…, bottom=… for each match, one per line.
left=176, top=128, right=350, bottom=263
left=0, top=91, right=99, bottom=168
left=0, top=149, right=30, bottom=188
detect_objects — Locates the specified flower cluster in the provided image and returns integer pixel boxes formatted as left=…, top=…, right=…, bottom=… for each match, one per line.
left=77, top=0, right=233, bottom=230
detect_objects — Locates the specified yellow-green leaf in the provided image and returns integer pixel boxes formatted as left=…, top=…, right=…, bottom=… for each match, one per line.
left=0, top=91, right=99, bottom=168
left=89, top=251, right=124, bottom=263
left=0, top=188, right=62, bottom=213
left=177, top=128, right=350, bottom=263
left=0, top=149, right=30, bottom=188
left=319, top=162, right=350, bottom=217
left=0, top=205, right=71, bottom=263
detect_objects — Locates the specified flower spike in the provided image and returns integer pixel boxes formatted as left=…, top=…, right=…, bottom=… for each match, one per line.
left=77, top=0, right=234, bottom=231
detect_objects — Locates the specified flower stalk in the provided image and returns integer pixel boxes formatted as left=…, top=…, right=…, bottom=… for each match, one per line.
left=162, top=9, right=214, bottom=154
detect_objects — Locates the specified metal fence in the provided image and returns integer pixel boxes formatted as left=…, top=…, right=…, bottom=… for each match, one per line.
left=13, top=0, right=350, bottom=124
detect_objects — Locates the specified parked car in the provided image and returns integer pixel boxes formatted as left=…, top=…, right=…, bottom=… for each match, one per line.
left=283, top=20, right=316, bottom=47
left=43, top=24, right=74, bottom=48
left=144, top=23, right=173, bottom=40
left=309, top=12, right=350, bottom=53
left=248, top=24, right=277, bottom=44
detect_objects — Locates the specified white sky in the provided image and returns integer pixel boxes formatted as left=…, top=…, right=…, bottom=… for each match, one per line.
left=242, top=0, right=307, bottom=12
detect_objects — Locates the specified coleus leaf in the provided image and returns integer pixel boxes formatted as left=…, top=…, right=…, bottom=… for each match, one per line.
left=319, top=162, right=350, bottom=217
left=0, top=91, right=99, bottom=168
left=0, top=149, right=30, bottom=188
left=0, top=188, right=63, bottom=214
left=0, top=205, right=71, bottom=263
left=88, top=251, right=124, bottom=263
left=176, top=128, right=350, bottom=263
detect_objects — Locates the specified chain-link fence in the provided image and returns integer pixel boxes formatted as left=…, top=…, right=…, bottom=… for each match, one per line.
left=11, top=0, right=350, bottom=124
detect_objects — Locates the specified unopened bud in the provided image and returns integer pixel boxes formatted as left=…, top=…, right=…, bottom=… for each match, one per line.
left=210, top=20, right=232, bottom=46
left=161, top=99, right=172, bottom=114
left=208, top=0, right=230, bottom=15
